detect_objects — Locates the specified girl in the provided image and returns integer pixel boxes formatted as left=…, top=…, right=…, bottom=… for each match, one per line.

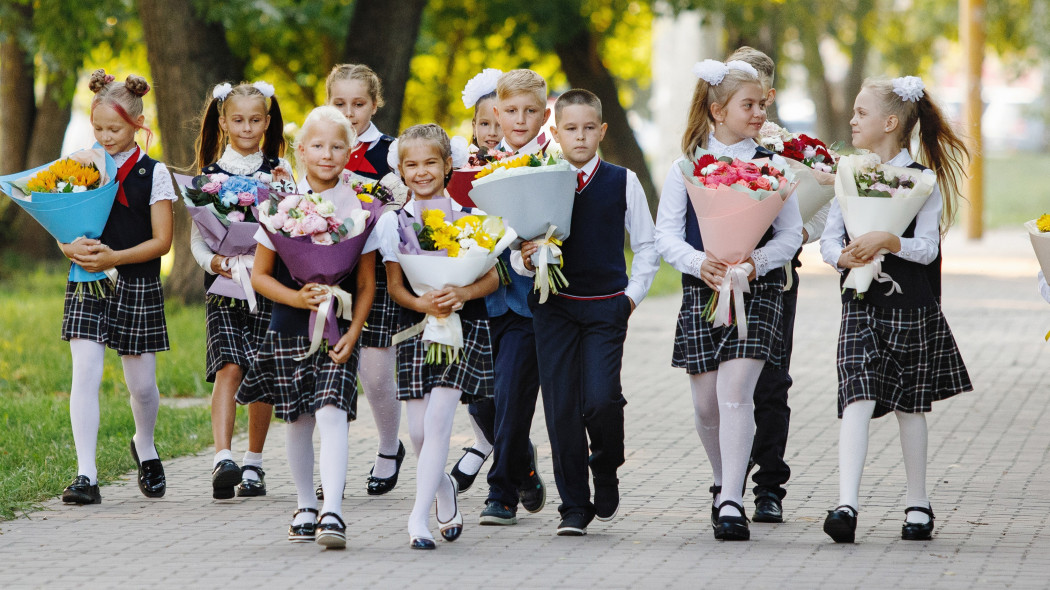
left=654, top=60, right=803, bottom=541
left=59, top=69, right=176, bottom=504
left=192, top=81, right=291, bottom=500
left=819, top=77, right=972, bottom=543
left=325, top=64, right=405, bottom=496
left=375, top=124, right=499, bottom=549
left=236, top=106, right=375, bottom=549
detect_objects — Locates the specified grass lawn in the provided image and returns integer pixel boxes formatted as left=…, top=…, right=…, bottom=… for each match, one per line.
left=983, top=153, right=1050, bottom=229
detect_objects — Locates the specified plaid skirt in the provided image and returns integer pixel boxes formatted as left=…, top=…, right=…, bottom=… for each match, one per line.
left=236, top=332, right=361, bottom=423
left=359, top=257, right=398, bottom=348
left=672, top=282, right=784, bottom=375
left=204, top=296, right=273, bottom=382
left=396, top=317, right=494, bottom=403
left=837, top=300, right=972, bottom=418
left=61, top=276, right=169, bottom=356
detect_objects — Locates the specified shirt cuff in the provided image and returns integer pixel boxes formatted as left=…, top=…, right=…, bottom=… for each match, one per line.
left=510, top=250, right=535, bottom=277
left=751, top=249, right=770, bottom=278
left=688, top=251, right=706, bottom=279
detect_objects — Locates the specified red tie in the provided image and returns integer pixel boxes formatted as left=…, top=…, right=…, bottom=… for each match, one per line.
left=345, top=142, right=378, bottom=175
left=576, top=170, right=586, bottom=192
left=115, top=146, right=141, bottom=207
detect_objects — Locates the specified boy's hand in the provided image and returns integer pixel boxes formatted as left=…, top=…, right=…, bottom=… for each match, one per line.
left=520, top=241, right=539, bottom=271
left=295, top=283, right=329, bottom=311
left=328, top=330, right=357, bottom=364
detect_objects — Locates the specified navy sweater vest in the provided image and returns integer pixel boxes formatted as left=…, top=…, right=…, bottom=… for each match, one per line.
left=558, top=161, right=629, bottom=297
left=356, top=135, right=394, bottom=182
left=101, top=156, right=161, bottom=278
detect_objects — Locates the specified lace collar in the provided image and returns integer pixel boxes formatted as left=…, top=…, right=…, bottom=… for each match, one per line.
left=217, top=146, right=264, bottom=176
left=113, top=146, right=142, bottom=167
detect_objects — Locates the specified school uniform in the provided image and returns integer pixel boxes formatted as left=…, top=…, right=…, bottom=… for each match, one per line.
left=61, top=147, right=178, bottom=355
left=820, top=149, right=972, bottom=419
left=517, top=156, right=659, bottom=518
left=373, top=198, right=495, bottom=403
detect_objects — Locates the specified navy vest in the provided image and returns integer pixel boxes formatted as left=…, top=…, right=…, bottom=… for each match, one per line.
left=101, top=155, right=161, bottom=278
left=558, top=161, right=629, bottom=297
left=267, top=254, right=358, bottom=338
left=681, top=147, right=785, bottom=288
left=354, top=135, right=395, bottom=182
left=839, top=162, right=939, bottom=308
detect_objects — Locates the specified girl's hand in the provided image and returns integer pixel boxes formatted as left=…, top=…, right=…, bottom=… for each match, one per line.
left=328, top=330, right=357, bottom=364
left=744, top=256, right=757, bottom=281
left=295, top=283, right=329, bottom=311
left=432, top=286, right=467, bottom=313
left=60, top=237, right=101, bottom=261
left=841, top=231, right=898, bottom=264
left=520, top=241, right=539, bottom=271
left=700, top=256, right=729, bottom=290
left=837, top=250, right=868, bottom=269
left=73, top=243, right=119, bottom=273
left=210, top=255, right=233, bottom=279
left=416, top=291, right=450, bottom=318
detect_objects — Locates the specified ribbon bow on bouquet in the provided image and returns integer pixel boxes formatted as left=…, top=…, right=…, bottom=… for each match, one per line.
left=528, top=225, right=568, bottom=303
left=708, top=261, right=754, bottom=339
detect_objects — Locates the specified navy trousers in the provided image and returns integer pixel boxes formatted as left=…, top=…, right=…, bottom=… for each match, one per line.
left=750, top=269, right=797, bottom=500
left=531, top=293, right=630, bottom=518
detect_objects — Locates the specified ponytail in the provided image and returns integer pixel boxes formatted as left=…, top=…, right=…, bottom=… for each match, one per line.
left=914, top=96, right=970, bottom=231
left=195, top=98, right=223, bottom=173
left=194, top=81, right=285, bottom=172
left=262, top=95, right=286, bottom=161
left=681, top=79, right=714, bottom=156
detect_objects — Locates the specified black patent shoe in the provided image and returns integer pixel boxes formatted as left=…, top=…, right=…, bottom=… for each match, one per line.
left=753, top=491, right=783, bottom=523
left=211, top=459, right=240, bottom=499
left=366, top=440, right=406, bottom=496
left=288, top=507, right=318, bottom=543
left=450, top=446, right=489, bottom=493
left=410, top=536, right=436, bottom=550
left=62, top=475, right=101, bottom=505
left=437, top=474, right=463, bottom=542
left=316, top=512, right=347, bottom=549
left=130, top=441, right=165, bottom=498
left=901, top=506, right=934, bottom=541
left=236, top=465, right=267, bottom=497
left=823, top=505, right=858, bottom=543
left=715, top=501, right=750, bottom=541
left=709, top=485, right=722, bottom=533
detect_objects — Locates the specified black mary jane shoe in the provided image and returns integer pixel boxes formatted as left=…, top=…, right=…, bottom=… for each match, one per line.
left=62, top=475, right=102, bottom=505
left=410, top=536, right=436, bottom=550
left=823, top=505, right=858, bottom=543
left=211, top=459, right=241, bottom=500
left=130, top=441, right=166, bottom=498
left=316, top=512, right=347, bottom=549
left=709, top=485, right=722, bottom=536
left=288, top=507, right=319, bottom=543
left=715, top=500, right=750, bottom=541
left=437, top=474, right=464, bottom=542
left=901, top=506, right=934, bottom=541
left=450, top=446, right=490, bottom=493
left=366, top=440, right=407, bottom=496
left=236, top=465, right=267, bottom=497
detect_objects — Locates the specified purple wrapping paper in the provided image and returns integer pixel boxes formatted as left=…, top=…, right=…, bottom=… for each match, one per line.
left=397, top=197, right=470, bottom=257
left=185, top=204, right=260, bottom=299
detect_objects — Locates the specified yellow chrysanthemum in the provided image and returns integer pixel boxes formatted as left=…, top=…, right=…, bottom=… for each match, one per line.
left=454, top=215, right=481, bottom=231
left=357, top=193, right=374, bottom=203
left=423, top=209, right=446, bottom=229
left=1038, top=214, right=1050, bottom=233
left=474, top=231, right=494, bottom=250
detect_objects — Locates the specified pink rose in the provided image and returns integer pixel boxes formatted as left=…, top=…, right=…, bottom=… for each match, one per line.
left=277, top=195, right=300, bottom=213
left=226, top=211, right=245, bottom=222
left=301, top=213, right=328, bottom=235
left=736, top=162, right=762, bottom=182
left=283, top=216, right=301, bottom=235
left=201, top=181, right=222, bottom=194
left=751, top=177, right=772, bottom=191
left=706, top=171, right=737, bottom=186
left=733, top=179, right=751, bottom=188
left=211, top=173, right=230, bottom=183
left=311, top=232, right=334, bottom=245
left=237, top=191, right=256, bottom=206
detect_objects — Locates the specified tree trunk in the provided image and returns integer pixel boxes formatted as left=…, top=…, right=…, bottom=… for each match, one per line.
left=137, top=0, right=245, bottom=303
left=343, top=0, right=427, bottom=135
left=797, top=5, right=837, bottom=143
left=839, top=0, right=874, bottom=144
left=555, top=29, right=659, bottom=216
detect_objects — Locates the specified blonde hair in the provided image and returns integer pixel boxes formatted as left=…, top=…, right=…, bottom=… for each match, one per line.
left=397, top=124, right=452, bottom=161
left=726, top=46, right=775, bottom=89
left=862, top=78, right=970, bottom=231
left=326, top=64, right=384, bottom=108
left=296, top=105, right=357, bottom=149
left=680, top=68, right=762, bottom=156
left=496, top=69, right=547, bottom=105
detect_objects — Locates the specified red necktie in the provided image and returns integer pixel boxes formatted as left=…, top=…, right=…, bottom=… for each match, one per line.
left=345, top=142, right=377, bottom=175
left=115, top=146, right=141, bottom=207
left=576, top=170, right=586, bottom=192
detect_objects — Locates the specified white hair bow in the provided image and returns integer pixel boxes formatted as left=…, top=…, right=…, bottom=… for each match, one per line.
left=892, top=76, right=925, bottom=102
left=252, top=81, right=275, bottom=98
left=212, top=83, right=233, bottom=101
left=461, top=68, right=503, bottom=109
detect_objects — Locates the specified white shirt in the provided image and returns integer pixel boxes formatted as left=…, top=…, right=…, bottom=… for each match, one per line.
left=654, top=137, right=804, bottom=279
left=509, top=155, right=660, bottom=305
left=113, top=146, right=178, bottom=206
left=373, top=197, right=478, bottom=263
left=820, top=149, right=941, bottom=270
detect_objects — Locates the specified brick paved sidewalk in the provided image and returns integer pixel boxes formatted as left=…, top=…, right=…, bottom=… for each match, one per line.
left=1, top=229, right=1048, bottom=589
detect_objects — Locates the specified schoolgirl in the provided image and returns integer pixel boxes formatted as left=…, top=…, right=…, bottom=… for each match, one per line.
left=236, top=106, right=375, bottom=549
left=59, top=69, right=177, bottom=504
left=819, top=76, right=972, bottom=543
left=375, top=124, right=499, bottom=549
left=654, top=60, right=803, bottom=541
left=192, top=81, right=291, bottom=499
left=325, top=63, right=405, bottom=495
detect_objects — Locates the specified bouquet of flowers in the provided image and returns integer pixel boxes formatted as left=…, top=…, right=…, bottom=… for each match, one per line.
left=1026, top=214, right=1050, bottom=339
left=343, top=171, right=409, bottom=211
left=447, top=146, right=514, bottom=207
left=760, top=121, right=839, bottom=223
left=259, top=185, right=383, bottom=358
left=467, top=156, right=575, bottom=303
left=393, top=198, right=516, bottom=364
left=0, top=147, right=118, bottom=295
left=680, top=147, right=798, bottom=338
left=834, top=153, right=936, bottom=296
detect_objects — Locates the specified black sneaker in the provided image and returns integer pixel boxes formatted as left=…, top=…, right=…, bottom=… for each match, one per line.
left=237, top=465, right=267, bottom=497
left=479, top=500, right=518, bottom=526
left=61, top=475, right=101, bottom=505
left=519, top=442, right=546, bottom=513
left=593, top=475, right=619, bottom=521
left=211, top=459, right=241, bottom=499
left=556, top=510, right=592, bottom=536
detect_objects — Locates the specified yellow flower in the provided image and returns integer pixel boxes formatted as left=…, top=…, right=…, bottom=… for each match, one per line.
left=26, top=170, right=58, bottom=193
left=423, top=209, right=446, bottom=229
left=1038, top=214, right=1050, bottom=233
left=474, top=231, right=493, bottom=250
left=454, top=215, right=481, bottom=231
left=357, top=193, right=374, bottom=203
left=25, top=159, right=100, bottom=193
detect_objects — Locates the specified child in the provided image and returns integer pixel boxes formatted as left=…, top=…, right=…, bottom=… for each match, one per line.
left=192, top=81, right=290, bottom=499
left=517, top=89, right=659, bottom=535
left=375, top=124, right=499, bottom=549
left=654, top=60, right=803, bottom=541
left=59, top=69, right=176, bottom=504
left=325, top=63, right=405, bottom=495
left=457, top=69, right=550, bottom=526
left=819, top=76, right=972, bottom=543
left=236, top=106, right=375, bottom=549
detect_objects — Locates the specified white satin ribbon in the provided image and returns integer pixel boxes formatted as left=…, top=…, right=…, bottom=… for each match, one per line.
left=713, top=262, right=754, bottom=340
left=222, top=254, right=258, bottom=312
left=870, top=254, right=903, bottom=296
left=533, top=225, right=563, bottom=304
left=295, top=285, right=354, bottom=361
left=391, top=312, right=465, bottom=355
left=103, top=268, right=118, bottom=285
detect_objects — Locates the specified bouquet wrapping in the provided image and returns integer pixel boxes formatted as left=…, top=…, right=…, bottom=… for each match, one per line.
left=446, top=146, right=514, bottom=208
left=760, top=122, right=838, bottom=224
left=259, top=185, right=383, bottom=359
left=1026, top=215, right=1050, bottom=340
left=834, top=153, right=936, bottom=296
left=681, top=147, right=797, bottom=339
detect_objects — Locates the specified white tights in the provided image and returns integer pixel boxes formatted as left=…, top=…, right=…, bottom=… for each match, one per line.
left=286, top=405, right=349, bottom=525
left=359, top=347, right=402, bottom=478
left=690, top=358, right=765, bottom=518
left=405, top=387, right=462, bottom=539
left=837, top=400, right=931, bottom=524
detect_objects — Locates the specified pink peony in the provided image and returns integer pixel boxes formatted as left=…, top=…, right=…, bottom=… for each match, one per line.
left=298, top=199, right=316, bottom=216
left=282, top=216, right=301, bottom=235
left=277, top=195, right=300, bottom=213
left=301, top=213, right=328, bottom=235
left=751, top=176, right=772, bottom=191
left=311, top=232, right=334, bottom=245
left=269, top=211, right=288, bottom=230
left=735, top=162, right=762, bottom=182
left=237, top=191, right=256, bottom=206
left=226, top=211, right=245, bottom=222
left=201, top=181, right=222, bottom=194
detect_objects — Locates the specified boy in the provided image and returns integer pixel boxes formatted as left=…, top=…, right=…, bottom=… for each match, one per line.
left=460, top=69, right=551, bottom=527
left=518, top=89, right=658, bottom=535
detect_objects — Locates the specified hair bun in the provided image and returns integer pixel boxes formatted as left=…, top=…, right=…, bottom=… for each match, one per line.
left=124, top=75, right=151, bottom=97
left=88, top=69, right=114, bottom=93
